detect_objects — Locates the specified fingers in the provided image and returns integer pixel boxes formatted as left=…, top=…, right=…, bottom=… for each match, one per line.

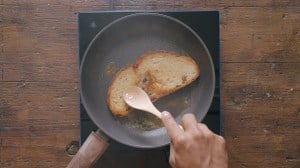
left=197, top=123, right=213, bottom=135
left=161, top=111, right=183, bottom=139
left=162, top=112, right=216, bottom=141
left=181, top=113, right=198, bottom=131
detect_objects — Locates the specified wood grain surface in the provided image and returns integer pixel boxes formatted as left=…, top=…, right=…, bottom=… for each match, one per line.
left=0, top=0, right=299, bottom=168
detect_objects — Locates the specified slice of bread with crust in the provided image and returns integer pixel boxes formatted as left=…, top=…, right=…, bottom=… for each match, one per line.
left=107, top=50, right=200, bottom=116
left=107, top=65, right=139, bottom=116
left=134, top=51, right=200, bottom=100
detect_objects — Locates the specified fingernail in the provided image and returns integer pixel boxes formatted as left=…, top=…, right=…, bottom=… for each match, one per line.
left=161, top=111, right=170, bottom=118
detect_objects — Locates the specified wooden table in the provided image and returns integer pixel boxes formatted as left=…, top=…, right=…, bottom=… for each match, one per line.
left=0, top=1, right=299, bottom=167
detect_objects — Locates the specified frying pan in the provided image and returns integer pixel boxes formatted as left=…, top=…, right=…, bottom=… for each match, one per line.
left=68, top=13, right=215, bottom=167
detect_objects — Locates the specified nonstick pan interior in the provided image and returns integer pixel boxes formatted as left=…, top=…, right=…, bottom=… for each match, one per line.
left=80, top=13, right=215, bottom=148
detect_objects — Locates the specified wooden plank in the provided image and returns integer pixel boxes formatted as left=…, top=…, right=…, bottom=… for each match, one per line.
left=0, top=23, right=77, bottom=64
left=114, top=0, right=300, bottom=8
left=225, top=135, right=299, bottom=167
left=221, top=7, right=300, bottom=26
left=221, top=83, right=299, bottom=136
left=221, top=61, right=299, bottom=166
left=0, top=0, right=111, bottom=63
left=223, top=113, right=300, bottom=136
left=206, top=0, right=300, bottom=7
left=2, top=0, right=111, bottom=9
left=1, top=63, right=78, bottom=82
left=222, top=81, right=299, bottom=167
left=222, top=62, right=299, bottom=85
left=222, top=82, right=299, bottom=116
left=0, top=64, right=3, bottom=81
left=0, top=81, right=80, bottom=167
left=221, top=7, right=300, bottom=62
left=2, top=147, right=73, bottom=168
left=0, top=82, right=79, bottom=127
left=1, top=124, right=79, bottom=148
left=113, top=0, right=205, bottom=9
left=1, top=126, right=78, bottom=168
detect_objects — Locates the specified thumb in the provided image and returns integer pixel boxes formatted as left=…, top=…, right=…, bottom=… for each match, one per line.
left=161, top=111, right=182, bottom=139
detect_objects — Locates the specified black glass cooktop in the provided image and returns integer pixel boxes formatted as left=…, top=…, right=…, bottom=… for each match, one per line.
left=78, top=10, right=221, bottom=151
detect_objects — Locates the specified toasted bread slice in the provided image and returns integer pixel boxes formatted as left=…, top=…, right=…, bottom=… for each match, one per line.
left=107, top=65, right=139, bottom=116
left=107, top=50, right=200, bottom=116
left=134, top=51, right=200, bottom=100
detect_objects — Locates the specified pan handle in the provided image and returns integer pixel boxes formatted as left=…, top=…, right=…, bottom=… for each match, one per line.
left=67, top=129, right=109, bottom=168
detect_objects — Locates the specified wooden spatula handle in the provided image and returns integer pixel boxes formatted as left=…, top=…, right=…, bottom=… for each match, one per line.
left=67, top=130, right=109, bottom=168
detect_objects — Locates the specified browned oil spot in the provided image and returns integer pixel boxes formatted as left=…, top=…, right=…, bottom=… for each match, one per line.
left=183, top=96, right=191, bottom=108
left=104, top=62, right=117, bottom=76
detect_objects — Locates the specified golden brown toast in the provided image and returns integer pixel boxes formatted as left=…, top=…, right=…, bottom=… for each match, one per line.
left=107, top=50, right=200, bottom=116
left=107, top=65, right=139, bottom=116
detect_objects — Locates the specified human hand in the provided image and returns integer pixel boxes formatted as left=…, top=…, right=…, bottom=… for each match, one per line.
left=161, top=111, right=228, bottom=168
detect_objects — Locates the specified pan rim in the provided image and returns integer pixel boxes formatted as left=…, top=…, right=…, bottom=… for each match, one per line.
left=80, top=12, right=215, bottom=148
